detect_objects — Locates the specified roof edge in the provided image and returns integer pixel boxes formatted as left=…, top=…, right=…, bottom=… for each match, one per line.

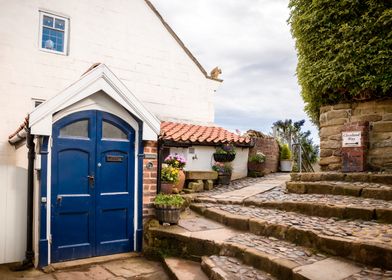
left=144, top=0, right=223, bottom=83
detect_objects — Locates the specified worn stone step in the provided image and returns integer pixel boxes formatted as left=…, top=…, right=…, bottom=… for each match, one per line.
left=290, top=172, right=392, bottom=185
left=286, top=181, right=392, bottom=200
left=190, top=203, right=392, bottom=270
left=163, top=257, right=208, bottom=280
left=201, top=255, right=276, bottom=280
left=147, top=213, right=392, bottom=279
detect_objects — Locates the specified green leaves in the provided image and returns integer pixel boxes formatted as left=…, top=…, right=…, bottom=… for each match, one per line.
left=289, top=0, right=392, bottom=124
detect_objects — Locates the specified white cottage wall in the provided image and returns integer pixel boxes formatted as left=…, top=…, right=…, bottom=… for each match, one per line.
left=0, top=0, right=219, bottom=263
left=169, top=146, right=249, bottom=180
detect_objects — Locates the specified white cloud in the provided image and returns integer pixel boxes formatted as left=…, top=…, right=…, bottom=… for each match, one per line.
left=150, top=0, right=319, bottom=143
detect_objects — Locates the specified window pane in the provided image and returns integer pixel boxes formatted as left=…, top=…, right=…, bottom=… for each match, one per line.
left=43, top=15, right=53, bottom=27
left=42, top=27, right=64, bottom=52
left=55, top=18, right=65, bottom=30
left=102, top=121, right=127, bottom=140
left=60, top=120, right=89, bottom=138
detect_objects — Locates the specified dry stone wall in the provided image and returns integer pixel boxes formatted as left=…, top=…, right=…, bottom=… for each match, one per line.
left=320, top=99, right=392, bottom=171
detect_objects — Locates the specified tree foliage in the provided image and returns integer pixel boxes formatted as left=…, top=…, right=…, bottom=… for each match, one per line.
left=288, top=0, right=392, bottom=124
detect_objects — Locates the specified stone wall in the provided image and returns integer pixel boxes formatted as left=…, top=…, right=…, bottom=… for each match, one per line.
left=249, top=137, right=280, bottom=174
left=143, top=141, right=158, bottom=218
left=320, top=99, right=392, bottom=171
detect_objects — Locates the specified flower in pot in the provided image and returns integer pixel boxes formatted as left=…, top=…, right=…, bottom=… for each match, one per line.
left=212, top=162, right=233, bottom=185
left=213, top=144, right=236, bottom=162
left=248, top=152, right=266, bottom=177
left=280, top=144, right=293, bottom=172
left=160, top=165, right=179, bottom=194
left=154, top=193, right=185, bottom=225
left=164, top=154, right=186, bottom=192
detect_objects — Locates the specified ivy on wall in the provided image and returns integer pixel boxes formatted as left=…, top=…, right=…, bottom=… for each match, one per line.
left=288, top=0, right=392, bottom=125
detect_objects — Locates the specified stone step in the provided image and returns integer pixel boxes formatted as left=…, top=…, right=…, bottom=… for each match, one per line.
left=201, top=255, right=276, bottom=280
left=163, top=257, right=208, bottom=280
left=290, top=172, right=392, bottom=185
left=147, top=213, right=392, bottom=279
left=286, top=181, right=392, bottom=200
left=190, top=203, right=392, bottom=270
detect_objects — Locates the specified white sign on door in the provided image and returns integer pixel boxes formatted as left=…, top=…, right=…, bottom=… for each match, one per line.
left=342, top=131, right=361, bottom=147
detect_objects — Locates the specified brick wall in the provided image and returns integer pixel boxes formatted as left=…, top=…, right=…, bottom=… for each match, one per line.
left=320, top=99, right=392, bottom=171
left=143, top=140, right=158, bottom=218
left=249, top=137, right=280, bottom=174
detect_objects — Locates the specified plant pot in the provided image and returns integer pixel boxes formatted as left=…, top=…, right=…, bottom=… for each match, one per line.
left=213, top=153, right=236, bottom=162
left=280, top=160, right=293, bottom=172
left=160, top=182, right=175, bottom=194
left=155, top=205, right=181, bottom=224
left=217, top=173, right=231, bottom=185
left=248, top=162, right=265, bottom=177
left=173, top=169, right=185, bottom=192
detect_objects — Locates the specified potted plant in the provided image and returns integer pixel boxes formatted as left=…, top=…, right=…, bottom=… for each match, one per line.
left=160, top=165, right=179, bottom=194
left=212, top=162, right=233, bottom=185
left=280, top=144, right=293, bottom=172
left=154, top=193, right=185, bottom=225
left=248, top=152, right=266, bottom=177
left=164, top=154, right=186, bottom=192
left=213, top=144, right=236, bottom=162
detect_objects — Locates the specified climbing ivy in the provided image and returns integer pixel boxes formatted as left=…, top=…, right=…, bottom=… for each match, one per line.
left=288, top=0, right=392, bottom=124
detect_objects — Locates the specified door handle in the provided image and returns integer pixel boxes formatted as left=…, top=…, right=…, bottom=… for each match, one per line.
left=87, top=175, right=95, bottom=187
left=57, top=195, right=63, bottom=204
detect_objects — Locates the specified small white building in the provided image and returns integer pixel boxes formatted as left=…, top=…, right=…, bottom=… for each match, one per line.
left=0, top=0, right=223, bottom=268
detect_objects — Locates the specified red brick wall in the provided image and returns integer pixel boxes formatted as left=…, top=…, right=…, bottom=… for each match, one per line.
left=143, top=140, right=158, bottom=218
left=249, top=137, right=280, bottom=174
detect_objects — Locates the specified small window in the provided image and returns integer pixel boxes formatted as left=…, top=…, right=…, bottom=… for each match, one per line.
left=32, top=98, right=45, bottom=108
left=102, top=121, right=127, bottom=140
left=60, top=120, right=89, bottom=138
left=39, top=11, right=69, bottom=55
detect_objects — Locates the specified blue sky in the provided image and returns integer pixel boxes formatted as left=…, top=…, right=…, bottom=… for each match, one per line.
left=151, top=0, right=319, bottom=144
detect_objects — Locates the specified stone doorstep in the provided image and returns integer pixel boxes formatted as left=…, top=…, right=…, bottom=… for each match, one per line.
left=149, top=227, right=366, bottom=280
left=286, top=181, right=392, bottom=200
left=194, top=196, right=392, bottom=223
left=46, top=252, right=140, bottom=272
left=163, top=257, right=208, bottom=280
left=189, top=204, right=392, bottom=270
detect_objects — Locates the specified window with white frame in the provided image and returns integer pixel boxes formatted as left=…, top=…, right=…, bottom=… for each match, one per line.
left=39, top=11, right=69, bottom=54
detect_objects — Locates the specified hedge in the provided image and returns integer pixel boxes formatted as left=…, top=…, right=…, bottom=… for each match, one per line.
left=288, top=0, right=392, bottom=124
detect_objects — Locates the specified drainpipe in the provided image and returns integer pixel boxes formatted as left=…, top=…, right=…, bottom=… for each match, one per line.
left=13, top=130, right=35, bottom=270
left=157, top=139, right=164, bottom=193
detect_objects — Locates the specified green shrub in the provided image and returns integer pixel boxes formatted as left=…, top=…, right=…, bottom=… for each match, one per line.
left=289, top=1, right=392, bottom=124
left=248, top=153, right=266, bottom=163
left=154, top=193, right=185, bottom=207
left=280, top=144, right=292, bottom=160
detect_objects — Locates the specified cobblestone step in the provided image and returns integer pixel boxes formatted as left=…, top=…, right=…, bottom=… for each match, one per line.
left=190, top=203, right=392, bottom=269
left=286, top=181, right=392, bottom=200
left=291, top=172, right=392, bottom=185
left=163, top=257, right=208, bottom=280
left=201, top=255, right=276, bottom=280
left=147, top=215, right=392, bottom=279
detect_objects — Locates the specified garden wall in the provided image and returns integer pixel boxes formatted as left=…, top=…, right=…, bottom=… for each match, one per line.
left=320, top=99, right=392, bottom=171
left=249, top=136, right=280, bottom=174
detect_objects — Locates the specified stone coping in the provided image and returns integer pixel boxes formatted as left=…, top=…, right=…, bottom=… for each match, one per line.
left=290, top=172, right=392, bottom=185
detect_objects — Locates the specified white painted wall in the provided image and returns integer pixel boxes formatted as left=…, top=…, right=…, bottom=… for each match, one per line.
left=0, top=0, right=220, bottom=264
left=169, top=146, right=249, bottom=180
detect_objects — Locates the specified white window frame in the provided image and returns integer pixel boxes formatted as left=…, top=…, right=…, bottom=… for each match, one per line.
left=39, top=11, right=69, bottom=55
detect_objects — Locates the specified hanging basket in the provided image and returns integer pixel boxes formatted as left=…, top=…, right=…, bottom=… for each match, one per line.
left=213, top=153, right=236, bottom=162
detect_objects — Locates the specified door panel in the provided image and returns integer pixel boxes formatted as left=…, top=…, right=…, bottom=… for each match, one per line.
left=51, top=110, right=135, bottom=262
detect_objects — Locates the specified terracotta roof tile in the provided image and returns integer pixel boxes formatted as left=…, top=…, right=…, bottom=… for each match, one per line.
left=160, top=121, right=251, bottom=146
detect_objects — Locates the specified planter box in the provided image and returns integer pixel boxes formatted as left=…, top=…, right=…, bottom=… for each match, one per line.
left=213, top=153, right=236, bottom=162
left=217, top=173, right=231, bottom=185
left=155, top=205, right=181, bottom=224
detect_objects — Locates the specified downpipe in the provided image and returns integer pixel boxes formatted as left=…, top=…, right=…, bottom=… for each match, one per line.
left=12, top=130, right=35, bottom=270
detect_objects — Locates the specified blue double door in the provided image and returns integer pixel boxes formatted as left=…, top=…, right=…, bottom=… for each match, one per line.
left=51, top=110, right=135, bottom=262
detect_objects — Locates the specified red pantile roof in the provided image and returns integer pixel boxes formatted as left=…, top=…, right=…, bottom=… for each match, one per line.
left=160, top=121, right=251, bottom=146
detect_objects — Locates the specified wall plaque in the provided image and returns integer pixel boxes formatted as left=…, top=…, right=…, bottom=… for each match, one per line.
left=342, top=131, right=361, bottom=147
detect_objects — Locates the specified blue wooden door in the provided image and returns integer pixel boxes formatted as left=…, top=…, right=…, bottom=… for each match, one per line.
left=51, top=110, right=135, bottom=262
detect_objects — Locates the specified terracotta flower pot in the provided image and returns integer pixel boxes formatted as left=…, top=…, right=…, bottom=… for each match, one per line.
left=173, top=169, right=185, bottom=192
left=160, top=182, right=175, bottom=194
